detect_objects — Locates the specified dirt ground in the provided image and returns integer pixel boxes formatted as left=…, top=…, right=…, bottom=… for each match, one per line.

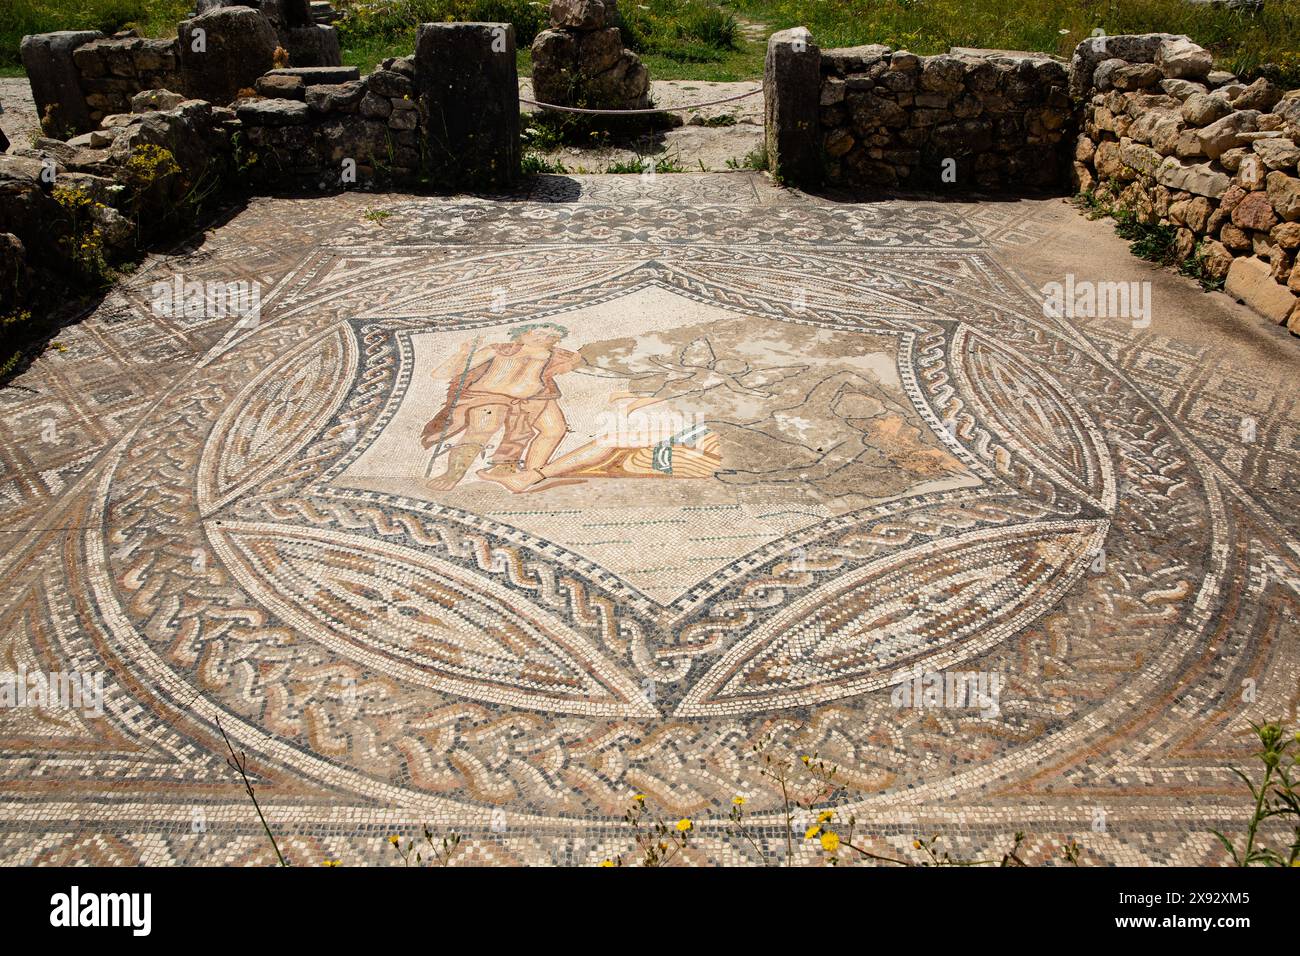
left=519, top=78, right=765, bottom=173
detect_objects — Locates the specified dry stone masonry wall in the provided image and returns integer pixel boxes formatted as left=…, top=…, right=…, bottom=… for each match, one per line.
left=821, top=45, right=1071, bottom=189
left=1071, top=33, right=1300, bottom=332
left=1, top=21, right=520, bottom=321
left=21, top=2, right=343, bottom=137
left=764, top=27, right=1300, bottom=335
left=764, top=28, right=1072, bottom=190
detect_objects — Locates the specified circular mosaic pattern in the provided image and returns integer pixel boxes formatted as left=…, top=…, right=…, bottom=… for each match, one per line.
left=86, top=234, right=1222, bottom=822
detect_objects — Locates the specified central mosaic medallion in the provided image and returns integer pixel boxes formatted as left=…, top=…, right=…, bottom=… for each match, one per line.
left=339, top=285, right=981, bottom=601
left=192, top=268, right=1113, bottom=729
left=91, top=240, right=1163, bottom=818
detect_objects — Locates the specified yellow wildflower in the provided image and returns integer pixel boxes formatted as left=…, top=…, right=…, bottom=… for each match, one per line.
left=599, top=859, right=616, bottom=867
left=633, top=793, right=646, bottom=802
left=805, top=825, right=821, bottom=839
left=817, top=810, right=834, bottom=822
left=676, top=818, right=693, bottom=832
left=388, top=834, right=400, bottom=846
left=820, top=831, right=840, bottom=852
left=732, top=796, right=745, bottom=805
left=322, top=859, right=341, bottom=867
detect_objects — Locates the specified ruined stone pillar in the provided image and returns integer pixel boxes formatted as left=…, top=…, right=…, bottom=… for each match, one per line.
left=415, top=22, right=520, bottom=190
left=531, top=0, right=650, bottom=110
left=20, top=30, right=103, bottom=136
left=764, top=27, right=821, bottom=188
left=178, top=7, right=278, bottom=105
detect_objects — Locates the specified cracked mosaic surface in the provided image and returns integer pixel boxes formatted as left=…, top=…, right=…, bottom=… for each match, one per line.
left=1, top=173, right=1298, bottom=865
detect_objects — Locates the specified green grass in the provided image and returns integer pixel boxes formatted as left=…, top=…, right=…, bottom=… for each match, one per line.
left=723, top=0, right=1300, bottom=82
left=1077, top=188, right=1228, bottom=291
left=521, top=151, right=569, bottom=174
left=336, top=0, right=765, bottom=79
left=603, top=153, right=689, bottom=174
left=338, top=0, right=1300, bottom=83
left=7, top=0, right=1300, bottom=87
left=335, top=0, right=1300, bottom=83
left=725, top=144, right=769, bottom=170
left=338, top=0, right=550, bottom=71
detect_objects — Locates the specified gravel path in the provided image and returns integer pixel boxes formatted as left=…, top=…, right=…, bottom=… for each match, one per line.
left=520, top=78, right=765, bottom=173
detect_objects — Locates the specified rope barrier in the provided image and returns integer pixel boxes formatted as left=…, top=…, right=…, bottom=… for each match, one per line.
left=518, top=88, right=762, bottom=115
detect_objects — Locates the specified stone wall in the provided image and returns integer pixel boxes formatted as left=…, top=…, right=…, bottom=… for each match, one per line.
left=0, top=98, right=238, bottom=318
left=764, top=28, right=1072, bottom=190
left=2, top=23, right=521, bottom=321
left=70, top=37, right=181, bottom=129
left=1071, top=33, right=1300, bottom=332
left=822, top=45, right=1071, bottom=190
left=238, top=61, right=423, bottom=187
left=21, top=5, right=342, bottom=137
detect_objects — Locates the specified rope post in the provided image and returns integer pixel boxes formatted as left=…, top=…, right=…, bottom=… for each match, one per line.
left=764, top=27, right=822, bottom=188
left=416, top=21, right=521, bottom=189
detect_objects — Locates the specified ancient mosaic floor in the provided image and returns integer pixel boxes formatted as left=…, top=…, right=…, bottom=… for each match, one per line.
left=1, top=173, right=1298, bottom=866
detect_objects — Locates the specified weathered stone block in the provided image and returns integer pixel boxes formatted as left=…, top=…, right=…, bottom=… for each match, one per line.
left=178, top=8, right=278, bottom=105
left=1200, top=238, right=1234, bottom=279
left=1160, top=78, right=1206, bottom=100
left=1233, top=190, right=1279, bottom=231
left=1120, top=140, right=1163, bottom=177
left=1196, top=109, right=1259, bottom=161
left=415, top=22, right=520, bottom=189
left=359, top=91, right=392, bottom=119
left=387, top=107, right=417, bottom=130
left=1220, top=222, right=1252, bottom=252
left=1253, top=137, right=1300, bottom=172
left=21, top=31, right=104, bottom=136
left=550, top=0, right=615, bottom=30
left=577, top=27, right=623, bottom=75
left=1272, top=221, right=1300, bottom=250
left=1267, top=171, right=1300, bottom=221
left=821, top=45, right=891, bottom=75
left=132, top=89, right=185, bottom=112
left=765, top=28, right=822, bottom=187
left=256, top=74, right=306, bottom=99
left=1155, top=38, right=1212, bottom=80
left=847, top=91, right=907, bottom=131
left=824, top=127, right=854, bottom=158
left=821, top=77, right=846, bottom=106
left=366, top=69, right=413, bottom=99
left=1156, top=157, right=1230, bottom=198
left=919, top=55, right=965, bottom=94
left=1237, top=153, right=1267, bottom=190
left=266, top=65, right=360, bottom=84
left=236, top=98, right=310, bottom=126
left=1235, top=78, right=1282, bottom=112
left=1225, top=255, right=1298, bottom=323
left=305, top=80, right=365, bottom=113
left=1111, top=63, right=1162, bottom=91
